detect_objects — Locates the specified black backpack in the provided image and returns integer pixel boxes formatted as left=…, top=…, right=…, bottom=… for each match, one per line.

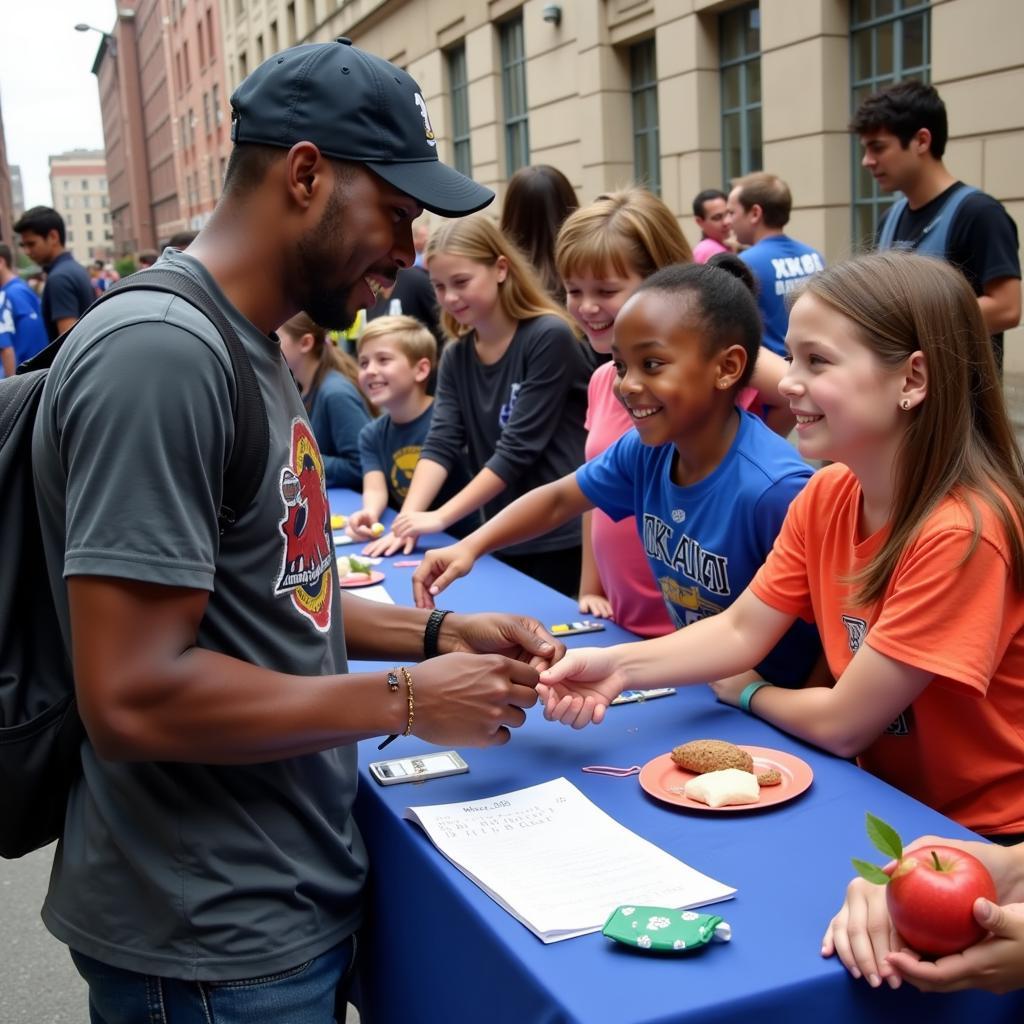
left=0, top=267, right=269, bottom=858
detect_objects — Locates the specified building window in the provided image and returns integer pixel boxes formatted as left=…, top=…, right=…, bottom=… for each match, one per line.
left=63, top=179, right=70, bottom=190
left=630, top=39, right=660, bottom=195
left=184, top=41, right=191, bottom=86
left=66, top=214, right=73, bottom=226
left=256, top=34, right=264, bottom=62
left=81, top=179, right=89, bottom=190
left=447, top=44, right=472, bottom=178
left=85, top=213, right=92, bottom=225
left=198, top=20, right=206, bottom=66
left=305, top=0, right=315, bottom=35
left=87, top=230, right=94, bottom=242
left=83, top=195, right=91, bottom=208
left=850, top=0, right=930, bottom=247
left=213, top=83, right=223, bottom=125
left=286, top=3, right=296, bottom=46
left=238, top=51, right=248, bottom=84
left=500, top=16, right=529, bottom=177
left=67, top=230, right=74, bottom=243
left=203, top=92, right=211, bottom=134
left=720, top=2, right=762, bottom=184
left=270, top=20, right=279, bottom=54
left=206, top=8, right=215, bottom=58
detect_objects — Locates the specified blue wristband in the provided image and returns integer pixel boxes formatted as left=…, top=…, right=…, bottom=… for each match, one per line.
left=739, top=680, right=772, bottom=713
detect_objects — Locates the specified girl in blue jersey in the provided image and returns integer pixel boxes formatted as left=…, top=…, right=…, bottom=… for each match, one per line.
left=413, top=259, right=820, bottom=687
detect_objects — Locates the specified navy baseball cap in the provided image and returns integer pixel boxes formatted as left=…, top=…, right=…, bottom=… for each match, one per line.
left=230, top=39, right=494, bottom=217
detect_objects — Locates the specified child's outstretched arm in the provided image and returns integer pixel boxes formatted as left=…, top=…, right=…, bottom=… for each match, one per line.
left=537, top=588, right=794, bottom=727
left=412, top=475, right=593, bottom=608
left=394, top=466, right=507, bottom=542
left=347, top=471, right=389, bottom=539
left=363, top=458, right=450, bottom=556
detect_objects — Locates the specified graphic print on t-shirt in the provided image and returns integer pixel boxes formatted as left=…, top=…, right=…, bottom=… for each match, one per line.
left=276, top=418, right=334, bottom=632
left=841, top=612, right=911, bottom=736
left=390, top=443, right=422, bottom=499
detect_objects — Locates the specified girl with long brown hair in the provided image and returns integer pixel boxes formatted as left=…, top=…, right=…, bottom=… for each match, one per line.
left=278, top=312, right=375, bottom=488
left=538, top=251, right=1024, bottom=842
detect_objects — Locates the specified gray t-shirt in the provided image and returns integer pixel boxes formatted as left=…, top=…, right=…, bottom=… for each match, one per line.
left=421, top=314, right=589, bottom=556
left=32, top=251, right=366, bottom=981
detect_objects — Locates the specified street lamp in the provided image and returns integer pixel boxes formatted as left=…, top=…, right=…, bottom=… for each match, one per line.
left=75, top=22, right=116, bottom=57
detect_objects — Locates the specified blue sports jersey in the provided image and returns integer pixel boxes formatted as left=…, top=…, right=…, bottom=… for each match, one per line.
left=740, top=235, right=825, bottom=356
left=0, top=276, right=48, bottom=364
left=576, top=409, right=819, bottom=685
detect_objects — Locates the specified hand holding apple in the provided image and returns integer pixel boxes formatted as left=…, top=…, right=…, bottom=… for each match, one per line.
left=853, top=814, right=997, bottom=957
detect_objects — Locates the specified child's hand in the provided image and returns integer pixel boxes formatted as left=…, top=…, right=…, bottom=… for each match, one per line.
left=413, top=543, right=477, bottom=608
left=362, top=531, right=415, bottom=557
left=708, top=670, right=763, bottom=707
left=536, top=648, right=629, bottom=728
left=578, top=593, right=614, bottom=620
left=393, top=510, right=445, bottom=539
left=346, top=509, right=377, bottom=539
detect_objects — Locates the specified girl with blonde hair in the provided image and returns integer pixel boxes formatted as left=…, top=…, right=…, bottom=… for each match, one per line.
left=366, top=215, right=590, bottom=595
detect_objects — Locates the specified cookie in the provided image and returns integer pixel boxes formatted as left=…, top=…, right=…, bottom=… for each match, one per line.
left=756, top=768, right=782, bottom=786
left=671, top=739, right=753, bottom=775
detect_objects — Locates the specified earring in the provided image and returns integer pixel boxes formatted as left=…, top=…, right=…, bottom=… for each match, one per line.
left=901, top=399, right=910, bottom=410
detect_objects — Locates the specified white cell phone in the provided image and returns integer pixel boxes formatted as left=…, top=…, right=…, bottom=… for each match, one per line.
left=368, top=750, right=469, bottom=786
left=549, top=620, right=606, bottom=637
left=610, top=687, right=677, bottom=706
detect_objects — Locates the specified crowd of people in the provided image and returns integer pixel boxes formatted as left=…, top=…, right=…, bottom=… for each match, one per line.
left=10, top=37, right=1024, bottom=1020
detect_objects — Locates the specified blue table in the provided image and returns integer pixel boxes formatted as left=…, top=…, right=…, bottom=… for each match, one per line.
left=328, top=489, right=1024, bottom=1023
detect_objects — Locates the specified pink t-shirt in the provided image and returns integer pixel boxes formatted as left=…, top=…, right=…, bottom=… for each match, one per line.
left=584, top=362, right=674, bottom=637
left=692, top=237, right=729, bottom=264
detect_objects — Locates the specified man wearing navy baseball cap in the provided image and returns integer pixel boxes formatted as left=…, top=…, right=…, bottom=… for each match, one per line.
left=33, top=41, right=560, bottom=1024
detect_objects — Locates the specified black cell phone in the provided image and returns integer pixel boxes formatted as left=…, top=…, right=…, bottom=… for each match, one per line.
left=549, top=620, right=607, bottom=637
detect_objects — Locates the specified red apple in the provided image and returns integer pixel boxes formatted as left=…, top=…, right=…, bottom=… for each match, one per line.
left=886, top=845, right=997, bottom=957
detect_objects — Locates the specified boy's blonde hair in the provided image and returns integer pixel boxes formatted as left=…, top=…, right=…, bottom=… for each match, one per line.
left=357, top=315, right=436, bottom=369
left=425, top=215, right=577, bottom=340
left=730, top=172, right=792, bottom=229
left=555, top=187, right=692, bottom=283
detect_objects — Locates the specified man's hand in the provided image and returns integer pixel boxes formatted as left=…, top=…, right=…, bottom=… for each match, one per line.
left=413, top=542, right=477, bottom=608
left=412, top=653, right=540, bottom=747
left=441, top=612, right=565, bottom=671
left=535, top=647, right=629, bottom=728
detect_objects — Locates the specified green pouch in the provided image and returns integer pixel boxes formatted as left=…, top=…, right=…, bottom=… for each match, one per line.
left=602, top=905, right=732, bottom=953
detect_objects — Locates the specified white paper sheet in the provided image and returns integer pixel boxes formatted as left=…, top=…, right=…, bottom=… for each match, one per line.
left=405, top=776, right=735, bottom=942
left=345, top=584, right=394, bottom=604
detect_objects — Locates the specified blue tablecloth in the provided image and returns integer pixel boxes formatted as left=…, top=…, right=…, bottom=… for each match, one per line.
left=328, top=489, right=1024, bottom=1024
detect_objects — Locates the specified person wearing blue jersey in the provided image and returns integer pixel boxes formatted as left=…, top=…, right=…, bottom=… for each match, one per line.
left=728, top=172, right=825, bottom=358
left=413, top=258, right=820, bottom=688
left=0, top=242, right=50, bottom=368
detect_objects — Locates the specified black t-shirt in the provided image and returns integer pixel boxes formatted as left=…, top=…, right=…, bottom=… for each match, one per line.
left=366, top=266, right=443, bottom=348
left=878, top=182, right=1020, bottom=363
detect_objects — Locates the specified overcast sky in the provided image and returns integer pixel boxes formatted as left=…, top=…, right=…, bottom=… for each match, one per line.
left=1, top=0, right=116, bottom=210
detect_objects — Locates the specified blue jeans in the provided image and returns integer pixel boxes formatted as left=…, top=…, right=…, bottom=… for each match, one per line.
left=70, top=937, right=355, bottom=1024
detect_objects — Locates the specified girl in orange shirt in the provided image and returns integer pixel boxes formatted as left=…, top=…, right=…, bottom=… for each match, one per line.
left=538, top=251, right=1024, bottom=841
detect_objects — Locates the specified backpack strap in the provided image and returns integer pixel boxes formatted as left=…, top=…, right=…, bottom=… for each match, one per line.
left=21, top=267, right=270, bottom=534
left=876, top=197, right=909, bottom=251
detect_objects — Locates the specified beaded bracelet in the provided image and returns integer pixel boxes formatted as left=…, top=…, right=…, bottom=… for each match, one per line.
left=400, top=666, right=415, bottom=736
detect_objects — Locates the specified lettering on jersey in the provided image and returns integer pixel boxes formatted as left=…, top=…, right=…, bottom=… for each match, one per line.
left=390, top=444, right=421, bottom=499
left=658, top=577, right=722, bottom=628
left=642, top=513, right=730, bottom=596
left=841, top=614, right=868, bottom=653
left=770, top=252, right=825, bottom=296
left=499, top=382, right=522, bottom=429
left=885, top=713, right=910, bottom=736
left=276, top=418, right=334, bottom=632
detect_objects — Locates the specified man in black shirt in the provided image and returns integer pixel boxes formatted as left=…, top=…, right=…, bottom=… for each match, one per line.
left=851, top=81, right=1020, bottom=366
left=14, top=206, right=96, bottom=340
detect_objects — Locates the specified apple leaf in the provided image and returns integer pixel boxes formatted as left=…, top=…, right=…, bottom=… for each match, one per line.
left=851, top=858, right=891, bottom=886
left=866, top=812, right=903, bottom=861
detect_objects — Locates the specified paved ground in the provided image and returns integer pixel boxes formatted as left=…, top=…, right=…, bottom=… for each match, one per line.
left=5, top=377, right=1024, bottom=1021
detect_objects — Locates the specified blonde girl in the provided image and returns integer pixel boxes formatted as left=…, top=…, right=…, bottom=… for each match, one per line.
left=366, top=215, right=591, bottom=596
left=278, top=312, right=375, bottom=489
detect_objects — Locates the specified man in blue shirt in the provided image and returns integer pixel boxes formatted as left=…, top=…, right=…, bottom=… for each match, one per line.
left=13, top=206, right=95, bottom=341
left=727, top=173, right=825, bottom=357
left=0, top=242, right=49, bottom=367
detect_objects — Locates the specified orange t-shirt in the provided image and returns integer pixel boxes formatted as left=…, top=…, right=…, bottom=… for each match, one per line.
left=751, top=464, right=1024, bottom=836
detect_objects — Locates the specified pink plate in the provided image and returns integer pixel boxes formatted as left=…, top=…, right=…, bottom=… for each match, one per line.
left=338, top=570, right=386, bottom=589
left=638, top=745, right=813, bottom=813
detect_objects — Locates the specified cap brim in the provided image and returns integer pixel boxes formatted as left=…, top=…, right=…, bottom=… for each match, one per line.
left=365, top=158, right=494, bottom=218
